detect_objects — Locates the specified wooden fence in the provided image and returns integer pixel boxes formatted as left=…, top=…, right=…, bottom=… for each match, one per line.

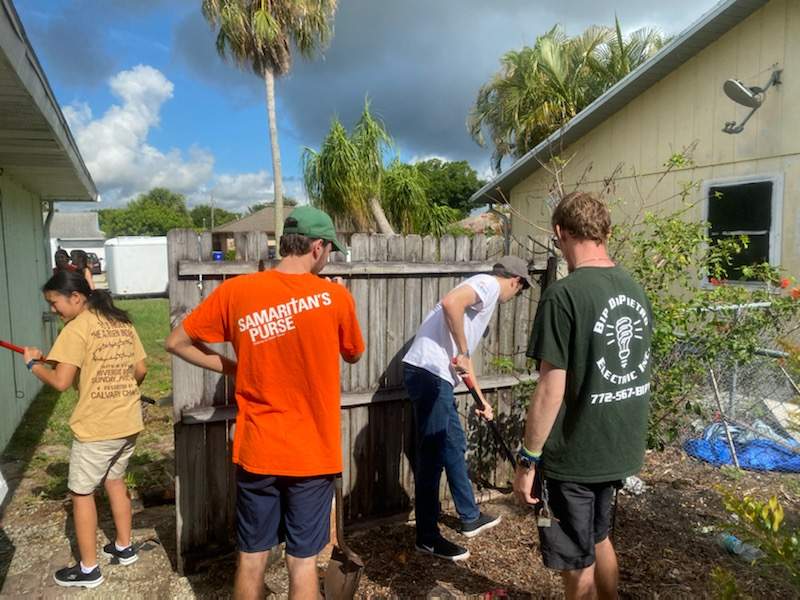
left=168, top=229, right=551, bottom=573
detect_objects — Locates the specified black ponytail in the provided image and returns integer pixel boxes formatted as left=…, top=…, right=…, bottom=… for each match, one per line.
left=71, top=249, right=89, bottom=271
left=43, top=270, right=131, bottom=324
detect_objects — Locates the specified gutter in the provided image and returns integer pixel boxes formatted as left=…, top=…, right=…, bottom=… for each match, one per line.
left=43, top=200, right=54, bottom=265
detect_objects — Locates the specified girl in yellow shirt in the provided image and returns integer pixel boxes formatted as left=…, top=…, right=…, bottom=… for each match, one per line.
left=23, top=270, right=147, bottom=589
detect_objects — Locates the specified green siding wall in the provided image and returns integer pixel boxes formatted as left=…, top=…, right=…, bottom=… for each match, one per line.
left=0, top=175, right=53, bottom=451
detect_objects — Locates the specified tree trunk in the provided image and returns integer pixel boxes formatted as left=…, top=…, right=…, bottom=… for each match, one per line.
left=264, top=68, right=284, bottom=240
left=369, top=197, right=395, bottom=234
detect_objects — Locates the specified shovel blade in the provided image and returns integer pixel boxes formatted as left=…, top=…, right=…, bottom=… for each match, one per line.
left=324, top=546, right=363, bottom=600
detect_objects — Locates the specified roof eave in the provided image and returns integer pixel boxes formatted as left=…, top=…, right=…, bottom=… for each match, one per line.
left=0, top=0, right=97, bottom=201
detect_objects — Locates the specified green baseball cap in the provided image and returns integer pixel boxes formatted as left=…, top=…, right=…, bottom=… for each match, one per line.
left=282, top=206, right=346, bottom=253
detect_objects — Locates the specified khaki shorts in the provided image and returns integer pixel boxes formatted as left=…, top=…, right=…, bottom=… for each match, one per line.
left=68, top=435, right=138, bottom=495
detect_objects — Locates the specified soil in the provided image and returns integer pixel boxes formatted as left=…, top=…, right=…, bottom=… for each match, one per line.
left=1, top=447, right=798, bottom=598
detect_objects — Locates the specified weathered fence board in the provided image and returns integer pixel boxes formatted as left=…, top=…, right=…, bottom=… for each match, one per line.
left=179, top=374, right=536, bottom=424
left=368, top=235, right=388, bottom=389
left=350, top=234, right=370, bottom=391
left=167, top=229, right=207, bottom=574
left=179, top=260, right=503, bottom=277
left=169, top=230, right=545, bottom=573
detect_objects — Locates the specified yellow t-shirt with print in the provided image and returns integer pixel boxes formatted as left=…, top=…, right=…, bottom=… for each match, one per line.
left=46, top=310, right=147, bottom=442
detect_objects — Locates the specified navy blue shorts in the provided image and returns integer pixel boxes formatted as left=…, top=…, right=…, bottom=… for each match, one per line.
left=235, top=467, right=335, bottom=558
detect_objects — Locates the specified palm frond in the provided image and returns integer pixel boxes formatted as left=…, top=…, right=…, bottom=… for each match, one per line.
left=468, top=17, right=667, bottom=164
left=201, top=0, right=337, bottom=77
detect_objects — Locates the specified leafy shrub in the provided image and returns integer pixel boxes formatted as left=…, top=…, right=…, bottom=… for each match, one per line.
left=720, top=489, right=800, bottom=591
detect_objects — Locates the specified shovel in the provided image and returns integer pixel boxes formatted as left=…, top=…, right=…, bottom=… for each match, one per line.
left=451, top=359, right=516, bottom=468
left=3, top=338, right=155, bottom=406
left=323, top=476, right=363, bottom=600
left=461, top=372, right=517, bottom=468
left=0, top=340, right=24, bottom=354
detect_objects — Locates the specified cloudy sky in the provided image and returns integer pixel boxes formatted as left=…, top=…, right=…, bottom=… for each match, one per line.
left=16, top=0, right=720, bottom=212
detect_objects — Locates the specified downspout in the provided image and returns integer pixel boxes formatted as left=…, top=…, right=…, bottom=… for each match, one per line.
left=43, top=200, right=55, bottom=264
left=42, top=200, right=58, bottom=346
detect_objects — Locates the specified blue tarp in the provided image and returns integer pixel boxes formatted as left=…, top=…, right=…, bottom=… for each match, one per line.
left=684, top=422, right=800, bottom=472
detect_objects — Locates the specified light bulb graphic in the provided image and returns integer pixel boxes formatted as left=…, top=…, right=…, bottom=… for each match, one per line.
left=615, top=317, right=634, bottom=368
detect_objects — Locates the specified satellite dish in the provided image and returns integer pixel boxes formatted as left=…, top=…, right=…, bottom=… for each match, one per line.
left=723, top=79, right=763, bottom=108
left=721, top=69, right=782, bottom=134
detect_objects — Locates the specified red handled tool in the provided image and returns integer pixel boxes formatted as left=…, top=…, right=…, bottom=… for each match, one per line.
left=0, top=340, right=25, bottom=354
left=453, top=359, right=516, bottom=467
left=3, top=341, right=154, bottom=406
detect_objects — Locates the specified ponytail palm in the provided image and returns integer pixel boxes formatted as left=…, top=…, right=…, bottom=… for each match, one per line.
left=304, top=101, right=454, bottom=234
left=303, top=101, right=396, bottom=233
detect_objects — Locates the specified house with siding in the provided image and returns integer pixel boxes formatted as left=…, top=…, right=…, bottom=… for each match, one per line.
left=211, top=206, right=278, bottom=255
left=212, top=206, right=357, bottom=257
left=472, top=0, right=797, bottom=281
left=48, top=211, right=106, bottom=270
left=0, top=0, right=96, bottom=450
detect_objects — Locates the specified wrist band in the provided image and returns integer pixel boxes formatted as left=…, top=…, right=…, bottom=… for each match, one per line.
left=26, top=359, right=36, bottom=370
left=521, top=446, right=542, bottom=459
left=516, top=446, right=541, bottom=467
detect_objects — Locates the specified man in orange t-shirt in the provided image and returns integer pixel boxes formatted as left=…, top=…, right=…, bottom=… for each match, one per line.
left=166, top=206, right=364, bottom=600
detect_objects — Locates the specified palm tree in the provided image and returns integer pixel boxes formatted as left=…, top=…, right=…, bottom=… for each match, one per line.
left=594, top=17, right=667, bottom=83
left=303, top=101, right=398, bottom=234
left=202, top=0, right=337, bottom=238
left=469, top=20, right=664, bottom=171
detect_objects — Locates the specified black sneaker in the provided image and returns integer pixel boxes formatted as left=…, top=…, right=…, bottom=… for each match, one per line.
left=460, top=512, right=502, bottom=538
left=102, top=542, right=139, bottom=565
left=415, top=537, right=470, bottom=561
left=53, top=564, right=104, bottom=588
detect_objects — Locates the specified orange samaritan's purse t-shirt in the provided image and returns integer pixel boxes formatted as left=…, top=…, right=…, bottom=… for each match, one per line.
left=182, top=270, right=365, bottom=477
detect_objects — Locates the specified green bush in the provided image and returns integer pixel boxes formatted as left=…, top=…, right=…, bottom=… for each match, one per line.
left=608, top=154, right=800, bottom=447
left=720, top=489, right=800, bottom=591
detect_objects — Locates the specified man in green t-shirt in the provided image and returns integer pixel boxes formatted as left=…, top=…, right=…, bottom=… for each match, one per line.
left=513, top=191, right=652, bottom=600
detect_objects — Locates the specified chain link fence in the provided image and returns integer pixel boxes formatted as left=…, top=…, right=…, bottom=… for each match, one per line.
left=670, top=303, right=800, bottom=472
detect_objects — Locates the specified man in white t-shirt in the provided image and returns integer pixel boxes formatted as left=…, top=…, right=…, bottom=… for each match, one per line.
left=402, top=255, right=532, bottom=561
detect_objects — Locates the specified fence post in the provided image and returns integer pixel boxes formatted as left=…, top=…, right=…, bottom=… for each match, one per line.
left=167, top=229, right=208, bottom=574
left=728, top=307, right=742, bottom=418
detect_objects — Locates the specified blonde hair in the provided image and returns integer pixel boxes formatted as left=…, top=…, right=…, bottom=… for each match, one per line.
left=551, top=191, right=611, bottom=243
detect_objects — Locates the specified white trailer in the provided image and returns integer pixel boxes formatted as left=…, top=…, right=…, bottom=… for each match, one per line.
left=105, top=236, right=168, bottom=296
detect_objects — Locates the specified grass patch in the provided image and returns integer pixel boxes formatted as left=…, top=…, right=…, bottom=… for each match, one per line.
left=3, top=298, right=175, bottom=499
left=118, top=298, right=172, bottom=401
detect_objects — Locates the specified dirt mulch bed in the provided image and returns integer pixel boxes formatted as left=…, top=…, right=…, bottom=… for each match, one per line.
left=1, top=447, right=798, bottom=598
left=349, top=448, right=800, bottom=599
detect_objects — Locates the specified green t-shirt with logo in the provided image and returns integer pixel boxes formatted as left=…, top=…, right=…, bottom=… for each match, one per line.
left=527, top=265, right=653, bottom=483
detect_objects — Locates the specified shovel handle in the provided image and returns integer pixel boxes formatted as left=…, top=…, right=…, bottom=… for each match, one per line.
left=0, top=340, right=24, bottom=354
left=333, top=476, right=361, bottom=563
left=453, top=361, right=517, bottom=468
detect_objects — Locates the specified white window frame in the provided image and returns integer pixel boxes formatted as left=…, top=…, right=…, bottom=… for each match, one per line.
left=701, top=173, right=783, bottom=286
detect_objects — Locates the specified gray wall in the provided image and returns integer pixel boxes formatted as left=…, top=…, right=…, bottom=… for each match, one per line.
left=0, top=174, right=54, bottom=451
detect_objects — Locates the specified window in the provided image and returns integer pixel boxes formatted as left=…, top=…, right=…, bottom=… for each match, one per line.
left=703, top=174, right=783, bottom=282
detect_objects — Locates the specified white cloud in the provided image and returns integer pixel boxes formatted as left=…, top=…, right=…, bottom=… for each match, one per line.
left=63, top=64, right=306, bottom=213
left=188, top=171, right=308, bottom=214
left=410, top=153, right=451, bottom=164
left=64, top=65, right=214, bottom=205
left=188, top=171, right=273, bottom=212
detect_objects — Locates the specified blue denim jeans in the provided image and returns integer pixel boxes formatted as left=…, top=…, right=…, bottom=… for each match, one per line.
left=403, top=364, right=480, bottom=544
